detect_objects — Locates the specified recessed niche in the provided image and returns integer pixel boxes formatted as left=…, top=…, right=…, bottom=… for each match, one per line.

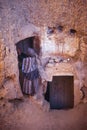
left=47, top=26, right=54, bottom=34
left=57, top=25, right=63, bottom=32
left=16, top=36, right=41, bottom=92
left=45, top=76, right=74, bottom=109
left=69, top=29, right=77, bottom=35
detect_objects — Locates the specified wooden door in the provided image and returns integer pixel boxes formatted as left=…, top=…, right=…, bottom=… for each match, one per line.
left=50, top=76, right=74, bottom=109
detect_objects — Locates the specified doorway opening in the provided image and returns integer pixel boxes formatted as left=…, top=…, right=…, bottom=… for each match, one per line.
left=16, top=36, right=41, bottom=93
left=45, top=76, right=74, bottom=109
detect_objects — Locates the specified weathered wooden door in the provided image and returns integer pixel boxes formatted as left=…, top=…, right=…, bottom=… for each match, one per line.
left=50, top=76, right=74, bottom=109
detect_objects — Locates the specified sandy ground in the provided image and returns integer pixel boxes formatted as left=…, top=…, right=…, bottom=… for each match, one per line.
left=0, top=96, right=87, bottom=130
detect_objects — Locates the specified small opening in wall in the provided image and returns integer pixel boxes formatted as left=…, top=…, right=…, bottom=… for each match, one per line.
left=16, top=36, right=41, bottom=93
left=57, top=25, right=63, bottom=32
left=44, top=76, right=74, bottom=109
left=47, top=26, right=54, bottom=34
left=69, top=29, right=77, bottom=35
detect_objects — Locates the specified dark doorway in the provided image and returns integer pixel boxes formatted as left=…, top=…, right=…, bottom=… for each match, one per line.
left=45, top=76, right=74, bottom=109
left=16, top=36, right=40, bottom=92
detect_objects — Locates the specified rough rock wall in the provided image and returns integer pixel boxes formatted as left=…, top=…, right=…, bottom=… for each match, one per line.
left=41, top=26, right=80, bottom=57
left=0, top=0, right=87, bottom=104
left=0, top=39, right=5, bottom=88
left=0, top=0, right=87, bottom=43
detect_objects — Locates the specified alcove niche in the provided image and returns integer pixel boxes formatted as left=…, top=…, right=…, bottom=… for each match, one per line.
left=16, top=36, right=41, bottom=93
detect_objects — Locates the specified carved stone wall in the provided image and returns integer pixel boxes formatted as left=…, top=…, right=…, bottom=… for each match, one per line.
left=0, top=0, right=87, bottom=105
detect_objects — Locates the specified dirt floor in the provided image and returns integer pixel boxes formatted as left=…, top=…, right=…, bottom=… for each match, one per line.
left=0, top=96, right=87, bottom=130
